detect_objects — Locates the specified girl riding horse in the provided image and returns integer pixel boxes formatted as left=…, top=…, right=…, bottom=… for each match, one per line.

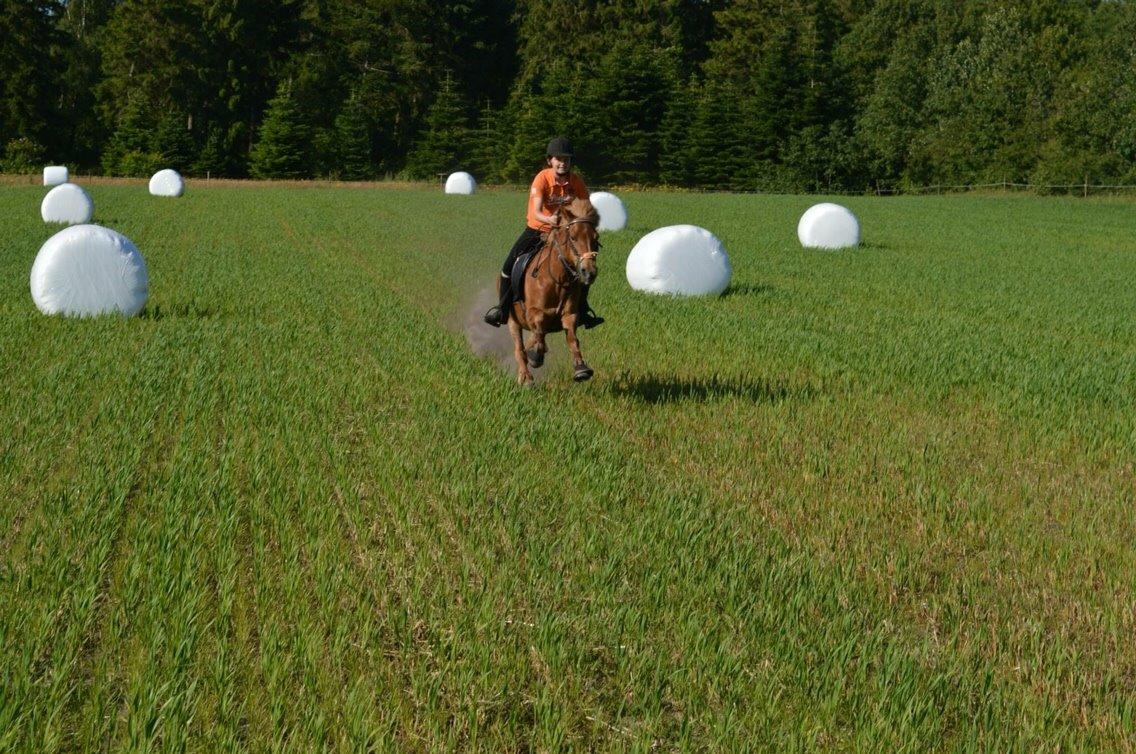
left=506, top=197, right=600, bottom=385
left=483, top=136, right=603, bottom=330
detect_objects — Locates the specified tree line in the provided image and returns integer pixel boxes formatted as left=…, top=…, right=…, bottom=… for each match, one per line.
left=3, top=0, right=1135, bottom=192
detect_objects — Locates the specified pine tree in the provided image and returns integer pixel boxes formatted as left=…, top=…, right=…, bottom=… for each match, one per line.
left=99, top=0, right=210, bottom=125
left=686, top=81, right=751, bottom=190
left=153, top=109, right=198, bottom=172
left=102, top=98, right=162, bottom=176
left=57, top=0, right=116, bottom=168
left=334, top=92, right=373, bottom=181
left=249, top=80, right=312, bottom=179
left=468, top=102, right=509, bottom=183
left=582, top=43, right=674, bottom=184
left=404, top=74, right=472, bottom=180
left=658, top=77, right=698, bottom=187
left=0, top=0, right=64, bottom=151
left=500, top=94, right=552, bottom=183
left=193, top=124, right=236, bottom=177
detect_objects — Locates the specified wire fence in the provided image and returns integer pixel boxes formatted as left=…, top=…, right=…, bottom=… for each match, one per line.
left=597, top=179, right=1136, bottom=198
left=9, top=171, right=1136, bottom=198
left=870, top=180, right=1136, bottom=197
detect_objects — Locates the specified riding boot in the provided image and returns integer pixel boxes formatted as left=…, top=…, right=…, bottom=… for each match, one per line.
left=577, top=284, right=604, bottom=329
left=483, top=274, right=512, bottom=327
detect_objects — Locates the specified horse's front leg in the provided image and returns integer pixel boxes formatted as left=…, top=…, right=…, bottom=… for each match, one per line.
left=509, top=319, right=533, bottom=385
left=524, top=330, right=546, bottom=369
left=563, top=319, right=593, bottom=382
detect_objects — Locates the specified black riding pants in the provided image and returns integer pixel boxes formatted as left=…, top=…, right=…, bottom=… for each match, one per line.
left=501, top=227, right=544, bottom=277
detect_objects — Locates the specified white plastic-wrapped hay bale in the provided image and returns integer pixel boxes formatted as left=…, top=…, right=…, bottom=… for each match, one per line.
left=590, top=191, right=627, bottom=231
left=41, top=183, right=94, bottom=225
left=444, top=171, right=476, bottom=195
left=149, top=168, right=185, bottom=197
left=797, top=203, right=860, bottom=249
left=626, top=225, right=731, bottom=296
left=30, top=224, right=149, bottom=317
left=43, top=166, right=69, bottom=186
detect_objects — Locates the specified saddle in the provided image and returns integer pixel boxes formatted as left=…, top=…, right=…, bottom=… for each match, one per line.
left=509, top=237, right=549, bottom=303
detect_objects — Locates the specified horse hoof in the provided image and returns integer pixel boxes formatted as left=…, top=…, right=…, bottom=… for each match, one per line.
left=526, top=348, right=544, bottom=369
left=573, top=364, right=593, bottom=382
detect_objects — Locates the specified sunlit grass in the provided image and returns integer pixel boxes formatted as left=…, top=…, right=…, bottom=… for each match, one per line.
left=1, top=183, right=1133, bottom=750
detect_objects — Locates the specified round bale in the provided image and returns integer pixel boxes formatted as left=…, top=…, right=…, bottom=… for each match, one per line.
left=41, top=183, right=94, bottom=225
left=43, top=166, right=69, bottom=186
left=798, top=203, right=860, bottom=249
left=626, top=225, right=731, bottom=296
left=445, top=172, right=476, bottom=195
left=149, top=169, right=185, bottom=197
left=590, top=191, right=627, bottom=231
left=30, top=225, right=149, bottom=317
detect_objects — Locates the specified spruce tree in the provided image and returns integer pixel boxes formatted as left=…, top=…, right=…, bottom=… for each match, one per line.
left=583, top=44, right=672, bottom=183
left=334, top=93, right=373, bottom=181
left=404, top=74, right=472, bottom=180
left=658, top=78, right=698, bottom=187
left=193, top=124, right=236, bottom=177
left=500, top=94, right=551, bottom=183
left=686, top=81, right=751, bottom=190
left=249, top=80, right=312, bottom=179
left=0, top=0, right=64, bottom=151
left=102, top=98, right=161, bottom=176
left=468, top=102, right=508, bottom=183
left=153, top=109, right=198, bottom=172
left=57, top=0, right=115, bottom=169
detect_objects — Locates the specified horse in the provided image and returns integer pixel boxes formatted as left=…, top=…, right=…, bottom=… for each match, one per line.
left=507, top=197, right=600, bottom=385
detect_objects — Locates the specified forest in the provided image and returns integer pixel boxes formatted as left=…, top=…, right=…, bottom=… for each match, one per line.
left=3, top=0, right=1135, bottom=191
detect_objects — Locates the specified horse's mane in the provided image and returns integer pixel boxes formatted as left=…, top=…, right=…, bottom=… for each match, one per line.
left=563, top=198, right=599, bottom=225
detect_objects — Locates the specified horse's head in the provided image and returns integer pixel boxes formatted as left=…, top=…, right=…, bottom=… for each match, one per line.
left=557, top=198, right=599, bottom=285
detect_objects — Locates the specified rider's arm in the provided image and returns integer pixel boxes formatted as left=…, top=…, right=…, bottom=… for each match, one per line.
left=530, top=191, right=559, bottom=227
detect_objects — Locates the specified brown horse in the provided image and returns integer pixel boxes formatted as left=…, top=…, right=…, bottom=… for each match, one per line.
left=508, top=198, right=599, bottom=385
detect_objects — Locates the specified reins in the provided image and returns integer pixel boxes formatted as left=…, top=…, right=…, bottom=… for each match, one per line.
left=519, top=211, right=598, bottom=322
left=543, top=217, right=597, bottom=284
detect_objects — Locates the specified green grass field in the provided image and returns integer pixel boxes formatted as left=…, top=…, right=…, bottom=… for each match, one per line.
left=2, top=181, right=1134, bottom=751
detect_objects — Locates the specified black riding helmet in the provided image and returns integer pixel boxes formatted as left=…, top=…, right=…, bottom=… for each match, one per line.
left=546, top=136, right=574, bottom=158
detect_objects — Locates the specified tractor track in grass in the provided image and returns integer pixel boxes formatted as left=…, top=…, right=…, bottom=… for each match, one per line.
left=5, top=185, right=1136, bottom=747
left=0, top=330, right=153, bottom=570
left=317, top=209, right=1133, bottom=744
left=59, top=336, right=204, bottom=750
left=278, top=209, right=657, bottom=744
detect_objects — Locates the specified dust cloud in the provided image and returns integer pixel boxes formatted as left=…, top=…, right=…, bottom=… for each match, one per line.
left=453, top=283, right=564, bottom=384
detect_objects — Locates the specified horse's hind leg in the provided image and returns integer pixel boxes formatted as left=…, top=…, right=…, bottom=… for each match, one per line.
left=509, top=320, right=533, bottom=385
left=564, top=324, right=593, bottom=382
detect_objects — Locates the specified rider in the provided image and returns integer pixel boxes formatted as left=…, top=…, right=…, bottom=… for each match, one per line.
left=483, top=136, right=604, bottom=328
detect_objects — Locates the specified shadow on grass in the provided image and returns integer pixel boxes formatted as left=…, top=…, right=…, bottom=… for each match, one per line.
left=721, top=282, right=776, bottom=298
left=139, top=302, right=218, bottom=320
left=610, top=371, right=818, bottom=404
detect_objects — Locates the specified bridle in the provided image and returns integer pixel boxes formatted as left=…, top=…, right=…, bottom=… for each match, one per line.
left=545, top=216, right=598, bottom=284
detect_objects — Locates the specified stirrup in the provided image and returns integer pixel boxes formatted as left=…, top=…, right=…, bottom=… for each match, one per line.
left=579, top=308, right=604, bottom=329
left=483, top=307, right=504, bottom=327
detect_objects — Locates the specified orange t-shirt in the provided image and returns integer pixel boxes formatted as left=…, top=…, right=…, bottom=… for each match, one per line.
left=526, top=168, right=589, bottom=231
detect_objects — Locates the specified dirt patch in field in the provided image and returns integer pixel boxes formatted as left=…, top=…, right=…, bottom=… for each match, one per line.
left=458, top=285, right=566, bottom=383
left=461, top=284, right=515, bottom=370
